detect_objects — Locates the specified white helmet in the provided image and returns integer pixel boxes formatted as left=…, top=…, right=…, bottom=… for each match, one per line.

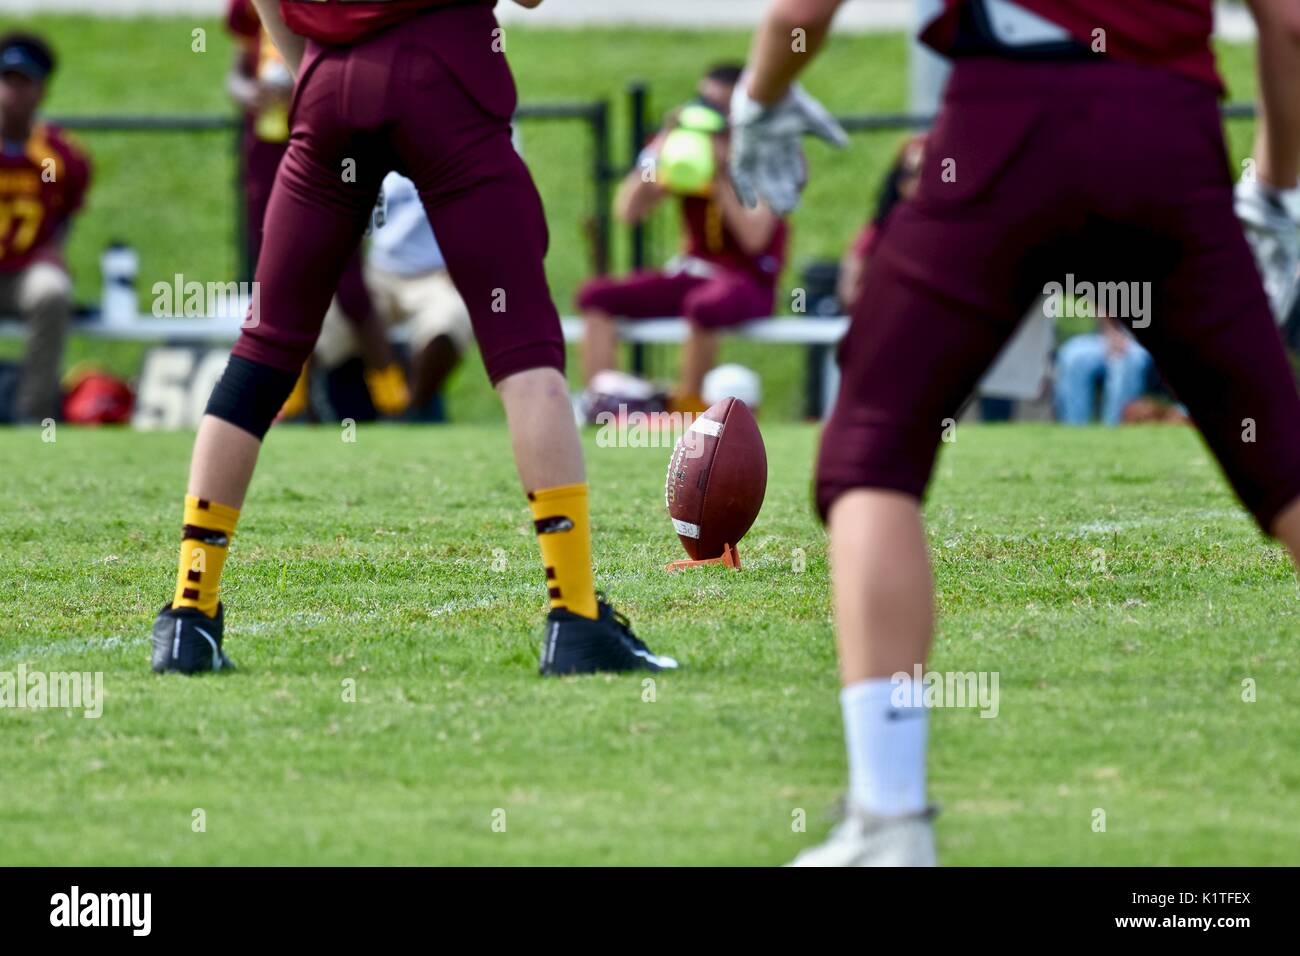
left=702, top=364, right=761, bottom=410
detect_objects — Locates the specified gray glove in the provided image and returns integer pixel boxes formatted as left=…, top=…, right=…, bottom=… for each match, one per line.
left=729, top=78, right=848, bottom=213
left=1235, top=177, right=1300, bottom=325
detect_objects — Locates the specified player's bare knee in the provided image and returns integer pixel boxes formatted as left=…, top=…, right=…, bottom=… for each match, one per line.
left=18, top=264, right=73, bottom=318
left=495, top=365, right=567, bottom=403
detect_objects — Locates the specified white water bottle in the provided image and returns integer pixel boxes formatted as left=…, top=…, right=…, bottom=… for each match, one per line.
left=100, top=241, right=139, bottom=327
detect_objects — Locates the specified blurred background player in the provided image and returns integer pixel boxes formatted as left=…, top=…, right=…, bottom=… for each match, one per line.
left=732, top=0, right=1300, bottom=866
left=0, top=32, right=90, bottom=424
left=314, top=172, right=472, bottom=422
left=836, top=134, right=926, bottom=312
left=225, top=0, right=409, bottom=420
left=577, top=63, right=786, bottom=416
left=1053, top=315, right=1153, bottom=426
left=152, top=0, right=674, bottom=678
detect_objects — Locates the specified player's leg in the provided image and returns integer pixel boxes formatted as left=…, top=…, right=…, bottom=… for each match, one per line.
left=1100, top=343, right=1151, bottom=426
left=389, top=18, right=674, bottom=673
left=15, top=261, right=72, bottom=423
left=798, top=60, right=1071, bottom=864
left=1131, top=175, right=1300, bottom=563
left=409, top=154, right=600, bottom=620
left=152, top=48, right=387, bottom=673
left=400, top=271, right=471, bottom=412
left=575, top=271, right=701, bottom=385
left=798, top=250, right=1037, bottom=865
left=1053, top=333, right=1106, bottom=424
left=678, top=272, right=774, bottom=405
left=334, top=253, right=409, bottom=416
left=676, top=325, right=717, bottom=411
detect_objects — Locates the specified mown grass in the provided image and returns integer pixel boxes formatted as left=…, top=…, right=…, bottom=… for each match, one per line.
left=1, top=422, right=1296, bottom=864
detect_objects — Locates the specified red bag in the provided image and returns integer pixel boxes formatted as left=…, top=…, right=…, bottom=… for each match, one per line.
left=62, top=370, right=134, bottom=424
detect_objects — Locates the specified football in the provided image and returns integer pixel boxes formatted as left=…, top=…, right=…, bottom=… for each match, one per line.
left=664, top=396, right=767, bottom=560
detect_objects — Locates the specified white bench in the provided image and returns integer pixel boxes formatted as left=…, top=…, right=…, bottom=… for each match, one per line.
left=0, top=313, right=849, bottom=415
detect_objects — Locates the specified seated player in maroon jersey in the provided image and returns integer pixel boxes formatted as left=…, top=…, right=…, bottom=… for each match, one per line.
left=577, top=64, right=786, bottom=416
left=150, top=0, right=676, bottom=677
left=729, top=0, right=1300, bottom=865
left=0, top=33, right=91, bottom=423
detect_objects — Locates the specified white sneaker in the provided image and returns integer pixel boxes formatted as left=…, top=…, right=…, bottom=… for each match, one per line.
left=788, top=806, right=938, bottom=867
left=1235, top=178, right=1300, bottom=324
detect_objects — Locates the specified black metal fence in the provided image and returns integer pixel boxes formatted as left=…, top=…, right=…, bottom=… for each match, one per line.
left=53, top=100, right=615, bottom=284
left=53, top=92, right=1259, bottom=290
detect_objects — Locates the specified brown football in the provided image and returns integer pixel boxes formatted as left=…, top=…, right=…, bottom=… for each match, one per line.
left=664, top=397, right=767, bottom=560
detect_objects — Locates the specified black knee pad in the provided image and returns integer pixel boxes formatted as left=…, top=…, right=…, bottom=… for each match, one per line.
left=205, top=355, right=301, bottom=440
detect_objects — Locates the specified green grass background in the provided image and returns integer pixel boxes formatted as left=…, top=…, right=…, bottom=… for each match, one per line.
left=0, top=15, right=1265, bottom=422
left=1, top=423, right=1297, bottom=865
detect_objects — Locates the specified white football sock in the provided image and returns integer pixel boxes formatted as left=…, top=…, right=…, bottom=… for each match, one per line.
left=840, top=677, right=928, bottom=817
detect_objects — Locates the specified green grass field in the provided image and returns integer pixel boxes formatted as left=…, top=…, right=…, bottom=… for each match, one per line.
left=2, top=422, right=1297, bottom=865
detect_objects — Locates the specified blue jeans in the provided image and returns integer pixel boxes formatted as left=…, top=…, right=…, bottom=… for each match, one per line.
left=1054, top=334, right=1152, bottom=426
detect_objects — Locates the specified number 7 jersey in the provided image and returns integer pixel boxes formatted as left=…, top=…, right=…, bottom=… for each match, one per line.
left=0, top=122, right=91, bottom=273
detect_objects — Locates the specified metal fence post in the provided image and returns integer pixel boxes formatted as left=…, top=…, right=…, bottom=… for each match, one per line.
left=589, top=100, right=612, bottom=277
left=627, top=80, right=650, bottom=376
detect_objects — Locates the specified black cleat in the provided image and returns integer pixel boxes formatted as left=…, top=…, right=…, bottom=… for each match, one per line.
left=151, top=604, right=234, bottom=674
left=539, top=598, right=678, bottom=676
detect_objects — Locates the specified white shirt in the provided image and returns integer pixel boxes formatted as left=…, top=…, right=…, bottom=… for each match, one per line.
left=369, top=172, right=445, bottom=276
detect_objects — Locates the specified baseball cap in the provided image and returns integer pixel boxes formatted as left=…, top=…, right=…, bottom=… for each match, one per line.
left=0, top=33, right=55, bottom=82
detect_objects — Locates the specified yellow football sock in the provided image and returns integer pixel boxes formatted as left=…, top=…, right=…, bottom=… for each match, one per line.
left=173, top=495, right=240, bottom=617
left=528, top=483, right=598, bottom=619
left=365, top=362, right=411, bottom=417
left=667, top=392, right=708, bottom=416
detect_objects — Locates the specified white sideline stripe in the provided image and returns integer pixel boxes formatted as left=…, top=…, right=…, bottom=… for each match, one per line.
left=672, top=518, right=701, bottom=539
left=0, top=635, right=141, bottom=668
left=950, top=509, right=1249, bottom=545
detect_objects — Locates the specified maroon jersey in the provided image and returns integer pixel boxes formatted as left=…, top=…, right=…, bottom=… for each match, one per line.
left=681, top=195, right=787, bottom=284
left=922, top=0, right=1220, bottom=92
left=280, top=0, right=495, bottom=46
left=0, top=123, right=91, bottom=273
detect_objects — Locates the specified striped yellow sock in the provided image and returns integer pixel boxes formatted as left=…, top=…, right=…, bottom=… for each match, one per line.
left=528, top=483, right=598, bottom=620
left=173, top=495, right=240, bottom=617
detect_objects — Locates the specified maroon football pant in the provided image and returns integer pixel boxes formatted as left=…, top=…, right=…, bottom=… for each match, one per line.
left=241, top=130, right=374, bottom=328
left=576, top=269, right=776, bottom=329
left=231, top=5, right=563, bottom=383
left=816, top=58, right=1300, bottom=533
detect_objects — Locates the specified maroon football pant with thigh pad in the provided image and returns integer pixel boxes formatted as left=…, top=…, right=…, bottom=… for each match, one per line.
left=816, top=58, right=1300, bottom=533
left=231, top=5, right=563, bottom=383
